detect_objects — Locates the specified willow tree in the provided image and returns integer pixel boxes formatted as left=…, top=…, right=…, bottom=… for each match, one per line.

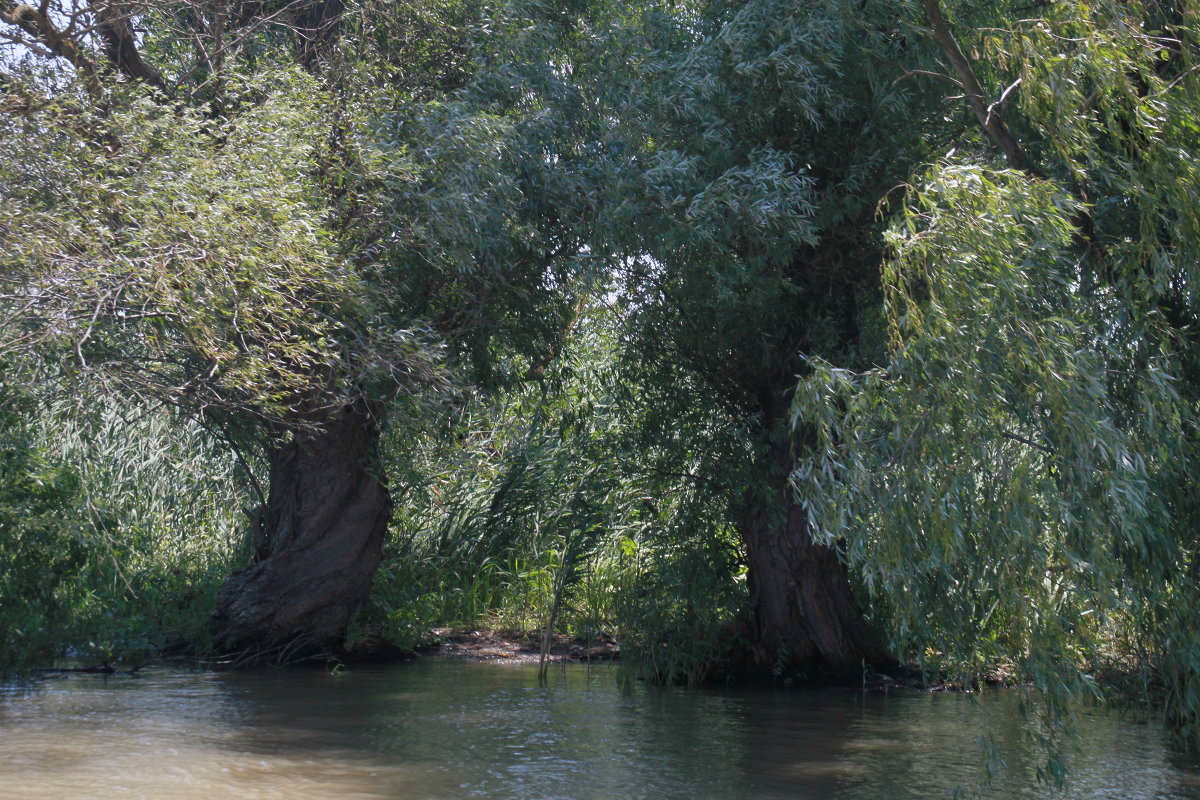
left=782, top=0, right=1200, bottom=746
left=0, top=0, right=588, bottom=660
left=573, top=0, right=1200, bottom=689
left=575, top=0, right=943, bottom=675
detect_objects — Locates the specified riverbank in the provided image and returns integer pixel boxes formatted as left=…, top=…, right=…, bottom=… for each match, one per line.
left=415, top=627, right=620, bottom=664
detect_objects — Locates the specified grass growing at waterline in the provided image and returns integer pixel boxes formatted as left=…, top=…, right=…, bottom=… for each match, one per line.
left=0, top=366, right=249, bottom=673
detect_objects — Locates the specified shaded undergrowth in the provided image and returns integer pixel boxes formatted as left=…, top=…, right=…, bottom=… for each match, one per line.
left=0, top=364, right=249, bottom=674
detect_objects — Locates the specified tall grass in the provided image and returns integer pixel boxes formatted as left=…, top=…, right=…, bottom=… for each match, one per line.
left=2, top=307, right=750, bottom=684
left=0, top=365, right=251, bottom=672
left=365, top=310, right=749, bottom=684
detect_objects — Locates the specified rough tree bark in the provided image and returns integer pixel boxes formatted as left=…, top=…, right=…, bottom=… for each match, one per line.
left=739, top=435, right=893, bottom=677
left=92, top=1, right=166, bottom=88
left=0, top=0, right=397, bottom=664
left=205, top=0, right=386, bottom=663
left=209, top=401, right=391, bottom=661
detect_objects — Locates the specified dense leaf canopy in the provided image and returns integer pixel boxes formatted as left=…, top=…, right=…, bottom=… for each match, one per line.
left=1, top=0, right=1199, bottom=774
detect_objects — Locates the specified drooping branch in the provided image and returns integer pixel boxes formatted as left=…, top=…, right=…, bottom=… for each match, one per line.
left=920, top=0, right=1111, bottom=270
left=921, top=0, right=1039, bottom=175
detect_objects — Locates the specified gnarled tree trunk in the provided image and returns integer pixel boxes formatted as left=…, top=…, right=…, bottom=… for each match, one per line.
left=210, top=401, right=390, bottom=661
left=740, top=434, right=892, bottom=678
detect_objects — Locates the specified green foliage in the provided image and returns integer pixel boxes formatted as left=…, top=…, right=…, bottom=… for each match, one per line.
left=0, top=72, right=357, bottom=419
left=0, top=361, right=247, bottom=673
left=2, top=5, right=1200, bottom=784
left=795, top=166, right=1160, bottom=677
left=0, top=364, right=87, bottom=672
left=366, top=305, right=745, bottom=681
left=369, top=309, right=630, bottom=639
left=614, top=0, right=928, bottom=396
left=357, top=3, right=622, bottom=389
left=791, top=0, right=1200, bottom=743
left=610, top=503, right=746, bottom=687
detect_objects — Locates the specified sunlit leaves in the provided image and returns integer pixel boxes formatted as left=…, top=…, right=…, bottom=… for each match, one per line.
left=794, top=158, right=1196, bottom=761
left=0, top=71, right=365, bottom=420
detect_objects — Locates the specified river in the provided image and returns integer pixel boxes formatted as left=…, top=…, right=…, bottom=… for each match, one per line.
left=1, top=659, right=1198, bottom=799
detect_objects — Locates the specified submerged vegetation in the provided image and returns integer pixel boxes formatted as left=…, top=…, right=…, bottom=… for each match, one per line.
left=2, top=0, right=1200, bottom=779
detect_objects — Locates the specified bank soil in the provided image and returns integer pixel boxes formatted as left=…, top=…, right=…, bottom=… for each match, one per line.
left=417, top=628, right=620, bottom=664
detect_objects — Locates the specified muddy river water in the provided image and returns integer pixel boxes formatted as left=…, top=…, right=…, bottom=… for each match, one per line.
left=2, top=659, right=1199, bottom=799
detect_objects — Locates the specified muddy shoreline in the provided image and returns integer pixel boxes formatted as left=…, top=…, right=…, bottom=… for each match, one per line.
left=415, top=628, right=620, bottom=664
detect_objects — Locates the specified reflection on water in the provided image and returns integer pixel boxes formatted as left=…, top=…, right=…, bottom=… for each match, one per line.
left=1, top=660, right=1199, bottom=799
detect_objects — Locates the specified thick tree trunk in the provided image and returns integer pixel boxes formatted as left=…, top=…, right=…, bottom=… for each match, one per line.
left=210, top=401, right=390, bottom=662
left=740, top=438, right=892, bottom=678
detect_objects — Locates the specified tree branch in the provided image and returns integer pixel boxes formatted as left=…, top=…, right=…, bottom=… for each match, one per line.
left=91, top=1, right=166, bottom=89
left=0, top=1, right=101, bottom=96
left=921, top=0, right=1038, bottom=174
left=920, top=1, right=1110, bottom=273
left=1001, top=430, right=1055, bottom=456
left=892, top=68, right=965, bottom=90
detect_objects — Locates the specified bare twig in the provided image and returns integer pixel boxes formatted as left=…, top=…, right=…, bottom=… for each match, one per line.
left=1001, top=430, right=1055, bottom=456
left=986, top=77, right=1022, bottom=126
left=0, top=0, right=101, bottom=96
left=892, top=68, right=965, bottom=89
